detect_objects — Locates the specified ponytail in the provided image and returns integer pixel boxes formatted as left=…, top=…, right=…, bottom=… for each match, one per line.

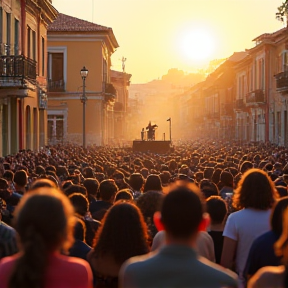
left=8, top=227, right=49, bottom=288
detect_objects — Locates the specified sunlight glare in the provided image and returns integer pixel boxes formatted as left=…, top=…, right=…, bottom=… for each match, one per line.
left=180, top=28, right=215, bottom=61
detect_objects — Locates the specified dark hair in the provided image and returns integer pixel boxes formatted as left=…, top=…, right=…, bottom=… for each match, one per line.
left=233, top=168, right=278, bottom=210
left=115, top=189, right=133, bottom=202
left=83, top=178, right=99, bottom=197
left=92, top=202, right=149, bottom=265
left=64, top=184, right=87, bottom=197
left=14, top=170, right=28, bottom=187
left=28, top=179, right=57, bottom=190
left=239, top=161, right=253, bottom=174
left=220, top=171, right=234, bottom=187
left=0, top=178, right=9, bottom=189
left=271, top=196, right=288, bottom=236
left=161, top=182, right=205, bottom=239
left=68, top=193, right=89, bottom=216
left=8, top=188, right=74, bottom=288
left=203, top=167, right=214, bottom=180
left=129, top=173, right=144, bottom=191
left=3, top=170, right=14, bottom=182
left=206, top=196, right=227, bottom=224
left=143, top=174, right=162, bottom=192
left=99, top=179, right=118, bottom=201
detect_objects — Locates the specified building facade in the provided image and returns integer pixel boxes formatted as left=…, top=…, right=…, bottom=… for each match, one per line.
left=0, top=0, right=57, bottom=156
left=47, top=13, right=118, bottom=146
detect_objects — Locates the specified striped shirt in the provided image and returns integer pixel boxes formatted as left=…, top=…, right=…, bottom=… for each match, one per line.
left=0, top=221, right=18, bottom=259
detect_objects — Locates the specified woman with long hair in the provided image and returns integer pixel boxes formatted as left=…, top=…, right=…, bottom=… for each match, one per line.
left=0, top=187, right=93, bottom=288
left=87, top=201, right=149, bottom=287
left=221, top=168, right=278, bottom=287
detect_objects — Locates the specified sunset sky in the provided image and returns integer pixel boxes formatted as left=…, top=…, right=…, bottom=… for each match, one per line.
left=51, top=0, right=285, bottom=84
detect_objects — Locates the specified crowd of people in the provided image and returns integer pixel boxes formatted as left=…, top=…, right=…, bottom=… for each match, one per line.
left=0, top=140, right=288, bottom=287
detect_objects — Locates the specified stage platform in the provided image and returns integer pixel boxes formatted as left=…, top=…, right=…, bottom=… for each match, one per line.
left=133, top=140, right=172, bottom=153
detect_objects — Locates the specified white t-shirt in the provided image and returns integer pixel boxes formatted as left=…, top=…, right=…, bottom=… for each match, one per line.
left=223, top=208, right=271, bottom=283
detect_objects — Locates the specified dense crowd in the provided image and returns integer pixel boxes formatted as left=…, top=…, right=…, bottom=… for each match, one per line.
left=0, top=140, right=288, bottom=287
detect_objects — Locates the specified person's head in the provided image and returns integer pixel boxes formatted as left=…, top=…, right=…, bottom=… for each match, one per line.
left=155, top=182, right=206, bottom=241
left=143, top=174, right=162, bottom=192
left=64, top=184, right=87, bottom=197
left=14, top=169, right=28, bottom=188
left=92, top=201, right=149, bottom=265
left=114, top=189, right=133, bottom=202
left=28, top=178, right=57, bottom=190
left=129, top=173, right=144, bottom=191
left=239, top=160, right=253, bottom=174
left=199, top=179, right=219, bottom=199
left=233, top=168, right=278, bottom=210
left=83, top=178, right=99, bottom=198
left=203, top=167, right=214, bottom=180
left=270, top=196, right=288, bottom=236
left=3, top=170, right=14, bottom=182
left=206, top=196, right=228, bottom=225
left=9, top=187, right=75, bottom=288
left=0, top=177, right=9, bottom=189
left=99, top=179, right=118, bottom=202
left=220, top=171, right=234, bottom=188
left=68, top=193, right=89, bottom=216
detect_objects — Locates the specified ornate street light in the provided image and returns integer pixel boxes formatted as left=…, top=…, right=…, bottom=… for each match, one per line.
left=80, top=66, right=88, bottom=148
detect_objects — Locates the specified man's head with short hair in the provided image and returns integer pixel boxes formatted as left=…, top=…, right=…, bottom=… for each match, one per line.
left=206, top=196, right=227, bottom=225
left=99, top=179, right=119, bottom=202
left=159, top=182, right=206, bottom=240
left=14, top=170, right=28, bottom=187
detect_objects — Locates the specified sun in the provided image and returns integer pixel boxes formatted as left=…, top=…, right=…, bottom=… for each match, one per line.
left=180, top=28, right=215, bottom=61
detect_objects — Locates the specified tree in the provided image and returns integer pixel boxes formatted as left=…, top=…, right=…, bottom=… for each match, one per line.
left=276, top=1, right=288, bottom=23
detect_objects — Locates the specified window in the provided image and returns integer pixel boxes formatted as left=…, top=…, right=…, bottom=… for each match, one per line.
left=27, top=26, right=31, bottom=58
left=32, top=30, right=36, bottom=60
left=41, top=37, right=45, bottom=76
left=48, top=52, right=65, bottom=91
left=0, top=7, right=3, bottom=51
left=283, top=51, right=288, bottom=72
left=6, top=12, right=11, bottom=54
left=14, top=18, right=19, bottom=55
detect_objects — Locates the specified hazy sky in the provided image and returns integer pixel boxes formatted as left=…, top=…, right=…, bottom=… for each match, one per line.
left=51, top=0, right=285, bottom=83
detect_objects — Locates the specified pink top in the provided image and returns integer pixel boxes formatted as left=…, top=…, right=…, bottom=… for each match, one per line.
left=0, top=252, right=93, bottom=288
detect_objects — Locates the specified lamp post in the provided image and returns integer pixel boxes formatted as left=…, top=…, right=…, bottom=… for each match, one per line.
left=80, top=66, right=88, bottom=149
left=167, top=117, right=171, bottom=142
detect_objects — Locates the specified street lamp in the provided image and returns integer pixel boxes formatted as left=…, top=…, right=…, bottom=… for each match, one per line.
left=80, top=66, right=88, bottom=148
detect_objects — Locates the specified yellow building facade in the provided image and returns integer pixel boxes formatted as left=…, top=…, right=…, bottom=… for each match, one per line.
left=0, top=0, right=57, bottom=156
left=47, top=14, right=119, bottom=146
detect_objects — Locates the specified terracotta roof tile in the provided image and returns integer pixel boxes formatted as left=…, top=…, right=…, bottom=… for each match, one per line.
left=48, top=13, right=111, bottom=32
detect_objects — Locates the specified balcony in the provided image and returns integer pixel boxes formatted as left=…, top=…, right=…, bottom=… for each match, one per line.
left=275, top=71, right=288, bottom=93
left=235, top=99, right=245, bottom=110
left=104, top=83, right=117, bottom=103
left=246, top=89, right=265, bottom=105
left=0, top=55, right=36, bottom=87
left=48, top=79, right=65, bottom=92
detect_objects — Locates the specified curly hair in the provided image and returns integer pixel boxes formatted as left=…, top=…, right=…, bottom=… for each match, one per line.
left=233, top=168, right=278, bottom=210
left=92, top=201, right=149, bottom=265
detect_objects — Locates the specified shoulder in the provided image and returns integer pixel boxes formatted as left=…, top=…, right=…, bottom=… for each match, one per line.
left=248, top=265, right=285, bottom=288
left=198, top=256, right=238, bottom=285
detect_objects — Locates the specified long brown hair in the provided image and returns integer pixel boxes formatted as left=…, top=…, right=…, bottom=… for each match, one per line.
left=92, top=201, right=149, bottom=265
left=8, top=187, right=75, bottom=288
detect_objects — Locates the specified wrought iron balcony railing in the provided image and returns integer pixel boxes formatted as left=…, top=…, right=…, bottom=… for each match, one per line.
left=275, top=70, right=288, bottom=92
left=0, top=55, right=36, bottom=86
left=48, top=79, right=65, bottom=92
left=246, top=89, right=265, bottom=105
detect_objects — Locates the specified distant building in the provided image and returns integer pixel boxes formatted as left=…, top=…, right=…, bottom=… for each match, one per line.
left=111, top=70, right=132, bottom=144
left=47, top=13, right=118, bottom=146
left=0, top=0, right=57, bottom=156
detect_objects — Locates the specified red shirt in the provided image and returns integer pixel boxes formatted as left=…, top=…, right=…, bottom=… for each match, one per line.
left=0, top=252, right=93, bottom=288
